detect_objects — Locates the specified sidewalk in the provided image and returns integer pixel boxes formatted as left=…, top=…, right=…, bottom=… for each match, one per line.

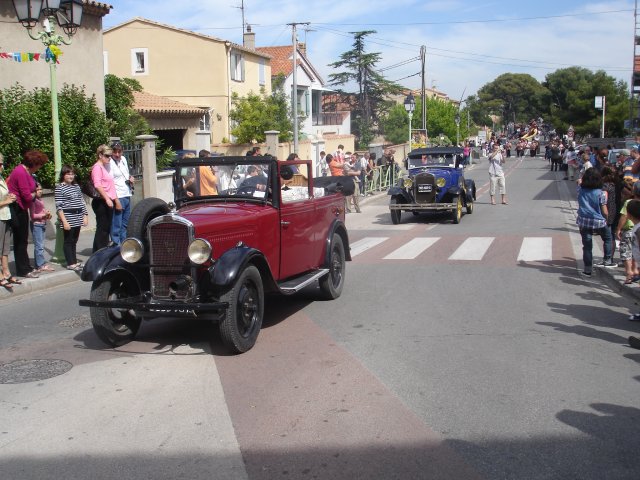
left=0, top=228, right=95, bottom=301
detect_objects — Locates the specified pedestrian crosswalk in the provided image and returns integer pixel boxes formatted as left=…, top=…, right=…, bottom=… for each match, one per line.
left=349, top=235, right=567, bottom=264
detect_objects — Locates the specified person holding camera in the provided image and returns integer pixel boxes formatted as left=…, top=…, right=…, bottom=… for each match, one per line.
left=488, top=143, right=508, bottom=205
left=109, top=142, right=134, bottom=245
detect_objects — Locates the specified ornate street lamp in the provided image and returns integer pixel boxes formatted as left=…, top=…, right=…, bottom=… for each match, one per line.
left=404, top=93, right=416, bottom=147
left=12, top=0, right=84, bottom=263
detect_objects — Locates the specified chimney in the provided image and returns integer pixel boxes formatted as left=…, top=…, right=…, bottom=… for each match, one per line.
left=243, top=24, right=255, bottom=50
left=298, top=42, right=306, bottom=56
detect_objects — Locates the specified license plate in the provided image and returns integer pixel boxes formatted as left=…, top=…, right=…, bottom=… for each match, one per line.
left=418, top=184, right=432, bottom=193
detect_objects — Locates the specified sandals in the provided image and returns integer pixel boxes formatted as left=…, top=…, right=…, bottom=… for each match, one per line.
left=37, top=264, right=55, bottom=273
left=24, top=271, right=39, bottom=279
left=5, top=276, right=22, bottom=285
left=625, top=277, right=634, bottom=285
left=0, top=278, right=13, bottom=290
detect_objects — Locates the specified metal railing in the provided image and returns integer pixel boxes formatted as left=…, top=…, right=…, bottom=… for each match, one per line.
left=363, top=165, right=401, bottom=196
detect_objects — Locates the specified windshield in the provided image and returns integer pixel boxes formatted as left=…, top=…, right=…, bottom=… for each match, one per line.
left=175, top=158, right=271, bottom=203
left=407, top=154, right=457, bottom=168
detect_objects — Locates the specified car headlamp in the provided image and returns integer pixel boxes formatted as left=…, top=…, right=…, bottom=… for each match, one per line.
left=436, top=177, right=446, bottom=188
left=188, top=238, right=212, bottom=265
left=120, top=238, right=144, bottom=263
left=404, top=178, right=413, bottom=188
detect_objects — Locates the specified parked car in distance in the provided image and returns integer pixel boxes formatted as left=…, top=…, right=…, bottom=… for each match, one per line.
left=79, top=156, right=353, bottom=354
left=388, top=147, right=476, bottom=224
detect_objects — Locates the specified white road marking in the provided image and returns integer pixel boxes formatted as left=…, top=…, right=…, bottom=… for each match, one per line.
left=449, top=237, right=495, bottom=260
left=350, top=237, right=388, bottom=257
left=383, top=237, right=440, bottom=260
left=517, top=237, right=553, bottom=262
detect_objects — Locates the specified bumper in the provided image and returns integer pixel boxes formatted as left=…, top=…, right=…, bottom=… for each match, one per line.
left=79, top=294, right=229, bottom=318
left=389, top=203, right=457, bottom=211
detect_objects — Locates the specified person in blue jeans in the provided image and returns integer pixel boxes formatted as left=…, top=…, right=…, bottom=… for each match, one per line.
left=29, top=183, right=54, bottom=273
left=577, top=168, right=613, bottom=276
left=109, top=142, right=134, bottom=245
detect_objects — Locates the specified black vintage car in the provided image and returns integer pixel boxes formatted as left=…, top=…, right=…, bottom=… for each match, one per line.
left=387, top=147, right=476, bottom=224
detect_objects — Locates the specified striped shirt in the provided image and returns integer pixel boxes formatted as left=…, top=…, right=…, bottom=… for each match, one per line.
left=55, top=183, right=87, bottom=228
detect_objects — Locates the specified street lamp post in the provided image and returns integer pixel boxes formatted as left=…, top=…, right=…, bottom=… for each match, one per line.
left=404, top=93, right=416, bottom=149
left=13, top=0, right=83, bottom=263
left=455, top=112, right=460, bottom=146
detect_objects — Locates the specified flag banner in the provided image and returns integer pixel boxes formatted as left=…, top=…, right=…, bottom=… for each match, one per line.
left=0, top=51, right=58, bottom=63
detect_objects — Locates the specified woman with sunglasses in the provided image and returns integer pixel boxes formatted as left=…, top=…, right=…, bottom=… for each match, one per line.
left=91, top=145, right=121, bottom=252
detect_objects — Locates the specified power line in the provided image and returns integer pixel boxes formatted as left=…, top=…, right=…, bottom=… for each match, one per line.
left=311, top=9, right=632, bottom=26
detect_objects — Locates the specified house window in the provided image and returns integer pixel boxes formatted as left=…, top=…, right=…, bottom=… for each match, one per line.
left=231, top=52, right=244, bottom=82
left=259, top=59, right=265, bottom=86
left=294, top=88, right=308, bottom=116
left=131, top=48, right=149, bottom=76
left=200, top=110, right=211, bottom=131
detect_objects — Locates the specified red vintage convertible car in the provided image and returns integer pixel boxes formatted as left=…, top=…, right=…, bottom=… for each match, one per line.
left=79, top=156, right=353, bottom=353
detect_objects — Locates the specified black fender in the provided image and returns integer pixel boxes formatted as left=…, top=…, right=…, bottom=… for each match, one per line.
left=446, top=186, right=463, bottom=197
left=465, top=179, right=476, bottom=201
left=388, top=188, right=413, bottom=204
left=81, top=245, right=150, bottom=290
left=324, top=219, right=351, bottom=263
left=81, top=245, right=122, bottom=282
left=209, top=246, right=278, bottom=293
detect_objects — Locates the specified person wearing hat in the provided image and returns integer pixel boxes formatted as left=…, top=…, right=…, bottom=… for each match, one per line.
left=91, top=144, right=121, bottom=252
left=109, top=142, right=134, bottom=246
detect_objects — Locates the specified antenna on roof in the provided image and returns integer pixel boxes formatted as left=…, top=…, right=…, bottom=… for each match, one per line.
left=232, top=0, right=246, bottom=34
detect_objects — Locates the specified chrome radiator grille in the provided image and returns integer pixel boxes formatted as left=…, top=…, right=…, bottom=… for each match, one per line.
left=414, top=172, right=436, bottom=203
left=148, top=221, right=192, bottom=299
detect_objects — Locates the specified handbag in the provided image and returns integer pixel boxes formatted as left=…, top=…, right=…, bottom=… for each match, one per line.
left=81, top=178, right=100, bottom=199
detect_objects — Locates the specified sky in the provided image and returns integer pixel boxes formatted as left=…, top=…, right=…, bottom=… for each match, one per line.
left=103, top=0, right=637, bottom=101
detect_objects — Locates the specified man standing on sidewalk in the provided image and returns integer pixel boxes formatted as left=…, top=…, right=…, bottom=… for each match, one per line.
left=110, top=142, right=134, bottom=245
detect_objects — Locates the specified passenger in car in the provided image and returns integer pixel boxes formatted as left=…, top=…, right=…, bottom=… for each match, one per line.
left=199, top=166, right=218, bottom=196
left=240, top=165, right=267, bottom=192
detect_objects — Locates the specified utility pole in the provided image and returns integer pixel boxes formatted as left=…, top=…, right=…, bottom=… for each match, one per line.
left=420, top=45, right=427, bottom=138
left=288, top=22, right=309, bottom=154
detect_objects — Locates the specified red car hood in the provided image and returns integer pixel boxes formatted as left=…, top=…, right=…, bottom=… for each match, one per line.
left=178, top=202, right=265, bottom=236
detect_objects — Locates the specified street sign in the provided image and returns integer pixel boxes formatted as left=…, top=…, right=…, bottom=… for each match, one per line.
left=595, top=96, right=604, bottom=109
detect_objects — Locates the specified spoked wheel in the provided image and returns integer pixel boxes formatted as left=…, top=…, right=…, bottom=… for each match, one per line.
left=390, top=197, right=402, bottom=224
left=90, top=276, right=141, bottom=347
left=319, top=234, right=346, bottom=300
left=219, top=265, right=264, bottom=354
left=452, top=196, right=462, bottom=224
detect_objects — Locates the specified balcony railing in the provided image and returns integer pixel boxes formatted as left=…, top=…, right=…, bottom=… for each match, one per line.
left=312, top=112, right=344, bottom=126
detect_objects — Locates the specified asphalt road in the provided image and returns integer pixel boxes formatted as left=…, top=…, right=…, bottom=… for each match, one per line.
left=1, top=155, right=639, bottom=479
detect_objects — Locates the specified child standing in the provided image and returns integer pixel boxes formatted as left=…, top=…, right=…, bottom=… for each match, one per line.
left=55, top=165, right=88, bottom=271
left=576, top=168, right=613, bottom=276
left=29, top=183, right=54, bottom=273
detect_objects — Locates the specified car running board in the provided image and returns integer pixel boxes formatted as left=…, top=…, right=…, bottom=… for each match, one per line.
left=278, top=269, right=330, bottom=294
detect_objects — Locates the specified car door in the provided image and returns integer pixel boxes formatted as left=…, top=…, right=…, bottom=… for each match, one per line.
left=279, top=177, right=317, bottom=280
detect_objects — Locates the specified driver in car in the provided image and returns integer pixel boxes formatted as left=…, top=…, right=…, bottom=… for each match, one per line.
left=239, top=165, right=267, bottom=192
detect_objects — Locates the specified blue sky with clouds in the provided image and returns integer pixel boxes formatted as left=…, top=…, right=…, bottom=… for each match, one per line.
left=103, top=0, right=635, bottom=99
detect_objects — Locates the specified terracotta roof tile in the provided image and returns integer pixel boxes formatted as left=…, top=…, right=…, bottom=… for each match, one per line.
left=133, top=91, right=206, bottom=116
left=256, top=46, right=294, bottom=76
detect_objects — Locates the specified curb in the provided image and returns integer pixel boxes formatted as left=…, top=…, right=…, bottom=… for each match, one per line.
left=0, top=269, right=83, bottom=301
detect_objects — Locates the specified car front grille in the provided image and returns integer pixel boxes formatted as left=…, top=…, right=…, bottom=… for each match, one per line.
left=414, top=172, right=436, bottom=203
left=148, top=220, right=193, bottom=299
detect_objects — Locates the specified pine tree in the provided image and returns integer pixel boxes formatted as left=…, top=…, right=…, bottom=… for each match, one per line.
left=327, top=31, right=403, bottom=148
